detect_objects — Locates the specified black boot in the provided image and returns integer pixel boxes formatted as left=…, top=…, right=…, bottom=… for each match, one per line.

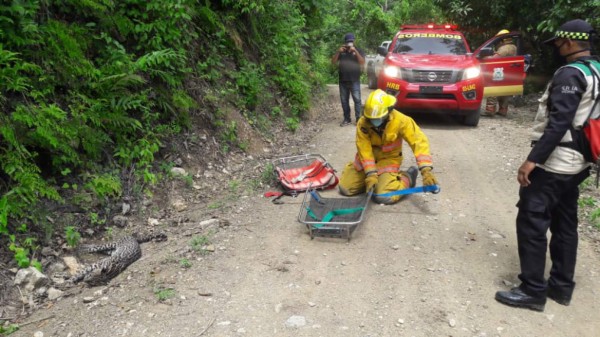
left=547, top=287, right=571, bottom=306
left=406, top=166, right=418, bottom=188
left=495, top=287, right=546, bottom=312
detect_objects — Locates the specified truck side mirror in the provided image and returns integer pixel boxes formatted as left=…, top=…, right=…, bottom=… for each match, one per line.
left=478, top=47, right=494, bottom=58
left=377, top=46, right=388, bottom=57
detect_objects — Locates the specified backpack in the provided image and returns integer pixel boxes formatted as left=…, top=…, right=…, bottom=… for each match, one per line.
left=576, top=59, right=600, bottom=186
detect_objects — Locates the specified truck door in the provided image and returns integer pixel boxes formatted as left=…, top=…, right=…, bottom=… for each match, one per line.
left=473, top=32, right=526, bottom=98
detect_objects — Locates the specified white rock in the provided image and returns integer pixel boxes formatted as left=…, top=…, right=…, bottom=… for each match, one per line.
left=285, top=315, right=306, bottom=328
left=13, top=267, right=49, bottom=291
left=47, top=288, right=64, bottom=300
left=121, top=203, right=131, bottom=215
left=170, top=167, right=187, bottom=176
left=172, top=199, right=187, bottom=212
left=199, top=219, right=220, bottom=227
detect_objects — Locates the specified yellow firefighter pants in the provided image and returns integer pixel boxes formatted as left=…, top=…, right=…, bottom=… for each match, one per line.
left=338, top=162, right=411, bottom=205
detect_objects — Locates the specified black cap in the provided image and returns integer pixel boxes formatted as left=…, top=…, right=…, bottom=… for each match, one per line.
left=543, top=19, right=595, bottom=45
left=344, top=33, right=355, bottom=42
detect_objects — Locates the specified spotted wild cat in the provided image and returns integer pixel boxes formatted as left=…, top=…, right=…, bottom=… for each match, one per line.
left=70, top=232, right=167, bottom=286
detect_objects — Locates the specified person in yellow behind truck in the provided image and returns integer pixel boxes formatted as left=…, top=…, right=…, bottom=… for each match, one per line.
left=338, top=89, right=439, bottom=204
left=485, top=29, right=518, bottom=117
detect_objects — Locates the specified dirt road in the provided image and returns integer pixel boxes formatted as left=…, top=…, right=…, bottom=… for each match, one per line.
left=13, top=85, right=600, bottom=337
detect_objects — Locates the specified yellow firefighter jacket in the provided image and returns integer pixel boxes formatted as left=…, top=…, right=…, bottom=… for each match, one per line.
left=353, top=109, right=432, bottom=175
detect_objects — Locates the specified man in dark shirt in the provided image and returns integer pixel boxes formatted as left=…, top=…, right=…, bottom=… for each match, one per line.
left=332, top=33, right=365, bottom=126
left=495, top=19, right=598, bottom=312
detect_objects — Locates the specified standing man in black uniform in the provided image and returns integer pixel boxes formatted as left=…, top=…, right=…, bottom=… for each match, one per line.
left=332, top=33, right=365, bottom=126
left=495, top=19, right=599, bottom=312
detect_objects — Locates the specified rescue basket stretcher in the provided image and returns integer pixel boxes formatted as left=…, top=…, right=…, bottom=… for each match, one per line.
left=297, top=187, right=371, bottom=241
left=266, top=154, right=338, bottom=203
left=296, top=184, right=440, bottom=240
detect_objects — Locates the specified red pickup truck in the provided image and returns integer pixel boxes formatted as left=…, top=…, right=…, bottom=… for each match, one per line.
left=376, top=24, right=528, bottom=126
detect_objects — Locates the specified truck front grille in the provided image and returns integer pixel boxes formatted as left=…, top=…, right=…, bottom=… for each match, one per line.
left=407, top=69, right=456, bottom=83
left=406, top=93, right=456, bottom=100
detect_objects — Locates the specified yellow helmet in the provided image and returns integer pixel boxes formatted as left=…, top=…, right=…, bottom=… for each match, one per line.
left=496, top=29, right=510, bottom=36
left=364, top=89, right=396, bottom=119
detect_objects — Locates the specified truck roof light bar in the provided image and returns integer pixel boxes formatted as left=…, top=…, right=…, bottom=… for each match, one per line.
left=401, top=24, right=458, bottom=30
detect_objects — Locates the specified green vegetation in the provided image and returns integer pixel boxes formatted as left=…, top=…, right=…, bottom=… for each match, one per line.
left=0, top=0, right=597, bottom=274
left=190, top=234, right=212, bottom=255
left=179, top=258, right=192, bottom=269
left=64, top=226, right=81, bottom=248
left=261, top=162, right=277, bottom=186
left=579, top=177, right=600, bottom=229
left=0, top=0, right=318, bottom=265
left=0, top=322, right=19, bottom=335
left=591, top=208, right=600, bottom=229
left=153, top=286, right=176, bottom=302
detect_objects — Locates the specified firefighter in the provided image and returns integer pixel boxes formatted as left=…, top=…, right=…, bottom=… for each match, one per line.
left=485, top=29, right=518, bottom=116
left=338, top=89, right=438, bottom=204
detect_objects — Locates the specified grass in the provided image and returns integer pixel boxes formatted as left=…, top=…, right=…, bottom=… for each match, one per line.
left=578, top=196, right=596, bottom=208
left=0, top=323, right=19, bottom=335
left=179, top=258, right=192, bottom=268
left=578, top=176, right=600, bottom=229
left=591, top=208, right=600, bottom=229
left=190, top=234, right=212, bottom=255
left=207, top=201, right=224, bottom=209
left=154, top=287, right=176, bottom=301
left=261, top=162, right=277, bottom=185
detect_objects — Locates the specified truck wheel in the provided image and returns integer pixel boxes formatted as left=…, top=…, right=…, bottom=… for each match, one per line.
left=367, top=71, right=378, bottom=89
left=462, top=109, right=480, bottom=127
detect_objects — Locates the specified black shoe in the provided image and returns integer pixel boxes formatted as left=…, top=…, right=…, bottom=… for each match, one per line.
left=339, top=120, right=351, bottom=127
left=495, top=287, right=546, bottom=312
left=547, top=288, right=571, bottom=306
left=406, top=166, right=418, bottom=188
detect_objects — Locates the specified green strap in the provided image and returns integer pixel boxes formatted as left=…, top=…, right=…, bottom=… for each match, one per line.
left=306, top=207, right=364, bottom=228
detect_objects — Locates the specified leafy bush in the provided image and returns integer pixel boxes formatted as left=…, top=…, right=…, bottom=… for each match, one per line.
left=65, top=226, right=81, bottom=248
left=0, top=0, right=326, bottom=267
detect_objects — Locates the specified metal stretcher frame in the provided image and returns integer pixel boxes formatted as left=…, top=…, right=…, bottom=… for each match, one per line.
left=297, top=188, right=372, bottom=241
left=272, top=153, right=328, bottom=168
left=270, top=153, right=338, bottom=197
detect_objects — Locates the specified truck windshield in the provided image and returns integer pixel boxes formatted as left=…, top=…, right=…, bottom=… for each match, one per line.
left=392, top=36, right=467, bottom=55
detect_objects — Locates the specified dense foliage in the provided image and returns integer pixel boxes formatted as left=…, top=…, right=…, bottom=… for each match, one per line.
left=0, top=0, right=598, bottom=268
left=0, top=0, right=319, bottom=267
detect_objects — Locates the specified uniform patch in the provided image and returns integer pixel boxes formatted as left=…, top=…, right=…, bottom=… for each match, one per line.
left=560, top=85, right=578, bottom=94
left=360, top=126, right=369, bottom=134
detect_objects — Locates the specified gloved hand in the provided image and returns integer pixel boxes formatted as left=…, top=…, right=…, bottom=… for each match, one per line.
left=420, top=167, right=438, bottom=186
left=365, top=173, right=378, bottom=192
left=383, top=132, right=397, bottom=144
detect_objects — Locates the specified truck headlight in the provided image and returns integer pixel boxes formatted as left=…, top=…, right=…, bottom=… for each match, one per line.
left=384, top=66, right=402, bottom=79
left=462, top=66, right=481, bottom=80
